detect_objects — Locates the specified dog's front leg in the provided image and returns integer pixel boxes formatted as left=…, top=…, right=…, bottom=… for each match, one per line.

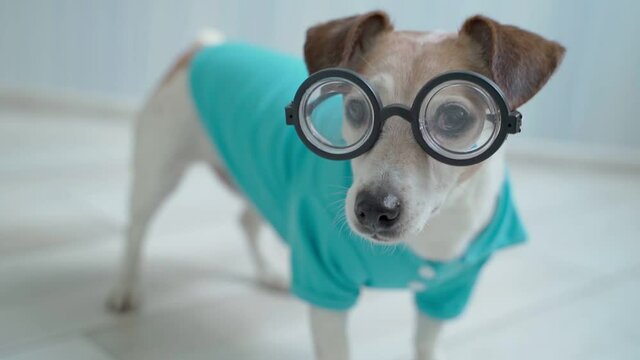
left=415, top=312, right=445, bottom=360
left=310, top=306, right=349, bottom=360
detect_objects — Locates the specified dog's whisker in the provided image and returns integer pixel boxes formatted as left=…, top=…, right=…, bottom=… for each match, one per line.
left=328, top=203, right=346, bottom=215
left=328, top=198, right=346, bottom=207
left=332, top=206, right=347, bottom=227
left=338, top=218, right=353, bottom=238
left=332, top=214, right=346, bottom=228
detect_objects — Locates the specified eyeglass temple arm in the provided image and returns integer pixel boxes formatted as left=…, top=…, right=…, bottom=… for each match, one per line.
left=285, top=103, right=295, bottom=125
left=285, top=89, right=345, bottom=125
left=507, top=111, right=522, bottom=134
left=486, top=111, right=521, bottom=134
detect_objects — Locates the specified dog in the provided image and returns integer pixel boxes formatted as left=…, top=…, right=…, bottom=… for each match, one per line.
left=108, top=11, right=564, bottom=360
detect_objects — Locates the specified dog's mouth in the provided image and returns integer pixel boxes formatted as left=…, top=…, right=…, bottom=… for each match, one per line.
left=370, top=231, right=402, bottom=243
left=349, top=221, right=406, bottom=244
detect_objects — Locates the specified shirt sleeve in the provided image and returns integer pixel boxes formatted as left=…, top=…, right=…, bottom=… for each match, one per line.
left=288, top=200, right=365, bottom=311
left=290, top=232, right=361, bottom=311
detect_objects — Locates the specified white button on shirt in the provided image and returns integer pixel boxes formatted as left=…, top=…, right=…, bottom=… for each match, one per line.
left=419, top=265, right=437, bottom=279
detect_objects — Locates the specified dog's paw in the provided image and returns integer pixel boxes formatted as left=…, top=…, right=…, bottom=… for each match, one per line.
left=257, top=270, right=289, bottom=292
left=106, top=289, right=139, bottom=313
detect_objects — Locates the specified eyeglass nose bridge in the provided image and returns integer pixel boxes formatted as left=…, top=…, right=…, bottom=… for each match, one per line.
left=379, top=104, right=413, bottom=124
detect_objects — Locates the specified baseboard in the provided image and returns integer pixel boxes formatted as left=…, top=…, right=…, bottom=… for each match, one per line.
left=0, top=87, right=137, bottom=120
left=506, top=139, right=640, bottom=172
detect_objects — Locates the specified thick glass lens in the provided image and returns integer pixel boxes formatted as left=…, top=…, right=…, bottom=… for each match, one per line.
left=418, top=80, right=501, bottom=160
left=299, top=78, right=374, bottom=155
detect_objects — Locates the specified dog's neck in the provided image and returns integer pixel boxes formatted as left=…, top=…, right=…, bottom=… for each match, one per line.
left=406, top=151, right=506, bottom=261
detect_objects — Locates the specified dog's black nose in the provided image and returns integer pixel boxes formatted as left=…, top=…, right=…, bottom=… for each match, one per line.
left=355, top=191, right=401, bottom=231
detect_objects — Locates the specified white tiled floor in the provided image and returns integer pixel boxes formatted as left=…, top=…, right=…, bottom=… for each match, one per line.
left=1, top=105, right=639, bottom=360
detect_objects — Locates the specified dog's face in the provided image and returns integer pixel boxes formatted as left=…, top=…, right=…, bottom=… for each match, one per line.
left=304, top=12, right=564, bottom=243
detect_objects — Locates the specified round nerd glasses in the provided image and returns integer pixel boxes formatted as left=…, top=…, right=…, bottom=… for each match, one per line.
left=285, top=68, right=522, bottom=166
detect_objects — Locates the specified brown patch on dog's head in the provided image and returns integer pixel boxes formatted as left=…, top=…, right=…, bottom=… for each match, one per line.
left=304, top=12, right=565, bottom=109
left=460, top=15, right=566, bottom=109
left=304, top=10, right=393, bottom=73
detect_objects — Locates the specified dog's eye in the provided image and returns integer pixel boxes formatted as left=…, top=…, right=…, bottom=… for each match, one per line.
left=435, top=103, right=471, bottom=136
left=345, top=99, right=367, bottom=127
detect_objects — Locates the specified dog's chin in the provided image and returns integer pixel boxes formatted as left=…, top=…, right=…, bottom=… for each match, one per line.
left=346, top=222, right=407, bottom=244
left=367, top=232, right=403, bottom=244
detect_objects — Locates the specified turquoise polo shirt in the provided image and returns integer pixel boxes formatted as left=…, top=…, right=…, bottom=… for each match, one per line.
left=189, top=42, right=527, bottom=319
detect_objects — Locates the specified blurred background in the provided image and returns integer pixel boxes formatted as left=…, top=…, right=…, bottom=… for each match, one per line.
left=0, top=1, right=638, bottom=360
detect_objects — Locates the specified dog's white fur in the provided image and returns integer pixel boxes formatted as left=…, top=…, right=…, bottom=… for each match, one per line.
left=108, top=28, right=509, bottom=360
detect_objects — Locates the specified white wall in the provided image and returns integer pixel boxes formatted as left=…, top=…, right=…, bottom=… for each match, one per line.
left=1, top=0, right=639, bottom=148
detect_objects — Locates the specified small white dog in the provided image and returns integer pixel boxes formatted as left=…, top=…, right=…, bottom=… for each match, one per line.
left=108, top=11, right=564, bottom=360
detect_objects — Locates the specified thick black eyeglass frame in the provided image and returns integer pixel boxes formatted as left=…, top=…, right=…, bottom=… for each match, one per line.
left=285, top=68, right=522, bottom=166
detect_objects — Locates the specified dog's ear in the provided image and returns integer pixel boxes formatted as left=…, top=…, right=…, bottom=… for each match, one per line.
left=460, top=15, right=565, bottom=109
left=304, top=11, right=393, bottom=74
